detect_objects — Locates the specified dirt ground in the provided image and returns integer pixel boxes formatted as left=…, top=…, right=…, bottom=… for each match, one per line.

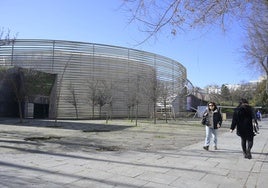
left=0, top=119, right=230, bottom=154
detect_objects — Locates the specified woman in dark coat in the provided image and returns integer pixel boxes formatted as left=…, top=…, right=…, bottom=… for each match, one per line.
left=230, top=98, right=257, bottom=159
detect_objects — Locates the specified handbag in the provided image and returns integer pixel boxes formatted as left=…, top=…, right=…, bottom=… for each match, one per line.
left=201, top=116, right=208, bottom=125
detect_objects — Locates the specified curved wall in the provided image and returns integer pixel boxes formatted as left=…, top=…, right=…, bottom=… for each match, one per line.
left=0, top=39, right=187, bottom=119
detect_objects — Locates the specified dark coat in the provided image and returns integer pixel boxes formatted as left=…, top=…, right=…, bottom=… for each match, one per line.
left=230, top=104, right=256, bottom=139
left=203, top=109, right=222, bottom=129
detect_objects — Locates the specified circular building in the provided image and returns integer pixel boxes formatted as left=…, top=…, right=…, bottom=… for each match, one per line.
left=0, top=39, right=187, bottom=119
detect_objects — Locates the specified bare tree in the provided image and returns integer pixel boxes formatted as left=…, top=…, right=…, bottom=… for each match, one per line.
left=158, top=81, right=173, bottom=123
left=98, top=80, right=115, bottom=122
left=86, top=79, right=100, bottom=119
left=64, top=82, right=79, bottom=119
left=125, top=75, right=143, bottom=125
left=86, top=79, right=116, bottom=121
left=141, top=70, right=159, bottom=124
left=134, top=75, right=141, bottom=126
left=96, top=89, right=105, bottom=119
left=244, top=1, right=268, bottom=70
left=126, top=86, right=137, bottom=121
left=238, top=83, right=256, bottom=101
left=54, top=55, right=72, bottom=123
left=0, top=28, right=18, bottom=119
left=123, top=0, right=251, bottom=44
left=243, top=1, right=268, bottom=92
left=123, top=0, right=268, bottom=83
left=2, top=67, right=25, bottom=122
left=221, top=84, right=231, bottom=103
left=0, top=28, right=16, bottom=46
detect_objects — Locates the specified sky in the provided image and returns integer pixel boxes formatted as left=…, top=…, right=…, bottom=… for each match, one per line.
left=1, top=0, right=263, bottom=88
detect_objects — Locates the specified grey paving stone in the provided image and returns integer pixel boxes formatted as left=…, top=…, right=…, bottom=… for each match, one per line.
left=0, top=118, right=268, bottom=187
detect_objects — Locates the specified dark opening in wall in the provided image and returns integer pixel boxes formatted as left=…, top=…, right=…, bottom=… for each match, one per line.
left=34, top=103, right=49, bottom=119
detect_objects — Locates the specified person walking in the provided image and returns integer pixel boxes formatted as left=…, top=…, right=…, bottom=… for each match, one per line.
left=256, top=110, right=262, bottom=121
left=230, top=98, right=258, bottom=159
left=254, top=109, right=261, bottom=134
left=202, top=102, right=222, bottom=151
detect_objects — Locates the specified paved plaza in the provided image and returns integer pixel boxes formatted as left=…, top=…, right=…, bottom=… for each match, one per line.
left=0, top=118, right=267, bottom=187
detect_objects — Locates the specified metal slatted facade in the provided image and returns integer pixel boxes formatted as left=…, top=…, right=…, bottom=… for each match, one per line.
left=0, top=39, right=187, bottom=119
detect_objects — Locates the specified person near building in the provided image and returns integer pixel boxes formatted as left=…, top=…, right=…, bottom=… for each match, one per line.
left=230, top=98, right=258, bottom=159
left=202, top=102, right=222, bottom=151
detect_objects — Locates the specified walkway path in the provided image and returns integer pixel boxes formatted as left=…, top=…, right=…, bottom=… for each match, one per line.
left=0, top=119, right=267, bottom=187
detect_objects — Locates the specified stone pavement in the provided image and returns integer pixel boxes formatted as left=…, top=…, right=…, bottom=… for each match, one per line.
left=0, top=118, right=268, bottom=188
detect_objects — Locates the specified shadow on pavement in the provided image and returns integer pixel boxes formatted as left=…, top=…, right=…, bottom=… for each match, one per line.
left=0, top=118, right=134, bottom=132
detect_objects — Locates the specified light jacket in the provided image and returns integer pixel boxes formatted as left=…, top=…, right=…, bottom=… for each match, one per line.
left=203, top=109, right=222, bottom=129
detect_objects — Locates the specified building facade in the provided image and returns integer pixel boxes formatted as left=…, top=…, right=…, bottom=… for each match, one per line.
left=0, top=39, right=188, bottom=119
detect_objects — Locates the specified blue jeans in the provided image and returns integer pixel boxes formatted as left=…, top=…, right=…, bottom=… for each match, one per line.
left=204, top=126, right=218, bottom=147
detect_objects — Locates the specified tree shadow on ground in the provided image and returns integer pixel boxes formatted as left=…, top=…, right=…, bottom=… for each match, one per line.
left=0, top=118, right=134, bottom=132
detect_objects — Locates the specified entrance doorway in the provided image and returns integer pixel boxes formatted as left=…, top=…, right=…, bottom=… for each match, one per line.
left=34, top=103, right=49, bottom=118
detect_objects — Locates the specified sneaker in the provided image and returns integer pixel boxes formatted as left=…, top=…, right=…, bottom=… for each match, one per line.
left=214, top=146, right=217, bottom=150
left=203, top=146, right=209, bottom=151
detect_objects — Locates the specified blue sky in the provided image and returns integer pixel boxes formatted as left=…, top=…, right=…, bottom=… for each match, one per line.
left=1, top=0, right=262, bottom=88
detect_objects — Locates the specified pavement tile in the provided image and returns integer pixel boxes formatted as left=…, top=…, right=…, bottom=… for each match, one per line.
left=1, top=118, right=268, bottom=187
left=135, top=171, right=178, bottom=185
left=170, top=176, right=219, bottom=188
